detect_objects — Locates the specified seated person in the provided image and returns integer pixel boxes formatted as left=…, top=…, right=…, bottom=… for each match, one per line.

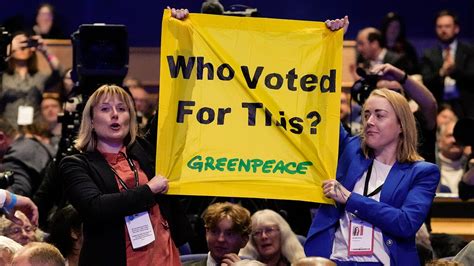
left=437, top=120, right=466, bottom=195
left=40, top=93, right=63, bottom=151
left=0, top=211, right=45, bottom=246
left=46, top=205, right=83, bottom=266
left=239, top=209, right=306, bottom=265
left=0, top=117, right=54, bottom=196
left=11, top=242, right=65, bottom=266
left=184, top=202, right=251, bottom=266
left=0, top=236, right=23, bottom=265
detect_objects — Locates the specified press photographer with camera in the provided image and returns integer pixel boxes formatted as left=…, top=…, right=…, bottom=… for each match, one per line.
left=1, top=32, right=62, bottom=129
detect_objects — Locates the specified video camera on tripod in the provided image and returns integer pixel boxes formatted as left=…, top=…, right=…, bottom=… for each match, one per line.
left=56, top=23, right=129, bottom=159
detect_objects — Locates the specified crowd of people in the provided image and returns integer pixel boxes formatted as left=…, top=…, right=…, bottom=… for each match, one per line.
left=1, top=2, right=474, bottom=266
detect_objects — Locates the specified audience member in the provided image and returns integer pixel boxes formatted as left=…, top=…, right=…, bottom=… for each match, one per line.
left=431, top=233, right=467, bottom=259
left=0, top=210, right=45, bottom=245
left=380, top=12, right=419, bottom=74
left=129, top=84, right=152, bottom=131
left=32, top=3, right=65, bottom=39
left=46, top=205, right=83, bottom=266
left=123, top=76, right=142, bottom=88
left=437, top=104, right=458, bottom=129
left=11, top=242, right=66, bottom=266
left=458, top=156, right=474, bottom=201
left=453, top=240, right=474, bottom=266
left=40, top=92, right=62, bottom=151
left=437, top=121, right=466, bottom=194
left=416, top=223, right=435, bottom=265
left=293, top=257, right=336, bottom=266
left=304, top=88, right=440, bottom=265
left=184, top=202, right=251, bottom=266
left=0, top=236, right=23, bottom=265
left=0, top=117, right=54, bottom=196
left=355, top=27, right=409, bottom=74
left=201, top=0, right=225, bottom=14
left=421, top=10, right=474, bottom=118
left=59, top=84, right=192, bottom=265
left=0, top=32, right=62, bottom=128
left=239, top=209, right=305, bottom=265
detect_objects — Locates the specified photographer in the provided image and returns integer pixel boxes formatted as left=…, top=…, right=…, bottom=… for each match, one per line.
left=1, top=32, right=62, bottom=128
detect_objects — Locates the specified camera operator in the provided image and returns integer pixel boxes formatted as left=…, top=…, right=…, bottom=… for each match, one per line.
left=1, top=32, right=62, bottom=129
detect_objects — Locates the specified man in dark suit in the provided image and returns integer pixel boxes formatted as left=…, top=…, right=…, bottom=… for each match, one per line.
left=356, top=27, right=411, bottom=74
left=184, top=202, right=251, bottom=266
left=421, top=10, right=474, bottom=118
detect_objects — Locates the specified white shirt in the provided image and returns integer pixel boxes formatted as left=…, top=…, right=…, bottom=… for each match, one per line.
left=0, top=189, right=6, bottom=208
left=331, top=159, right=392, bottom=265
left=438, top=153, right=464, bottom=195
left=206, top=252, right=218, bottom=266
left=369, top=48, right=387, bottom=70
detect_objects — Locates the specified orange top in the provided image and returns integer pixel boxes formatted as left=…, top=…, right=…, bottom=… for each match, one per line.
left=102, top=148, right=181, bottom=266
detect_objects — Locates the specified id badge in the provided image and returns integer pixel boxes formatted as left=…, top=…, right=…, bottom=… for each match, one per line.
left=348, top=218, right=374, bottom=256
left=125, top=211, right=155, bottom=249
left=17, top=105, right=34, bottom=125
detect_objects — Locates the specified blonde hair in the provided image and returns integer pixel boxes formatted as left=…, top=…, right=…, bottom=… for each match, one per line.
left=13, top=242, right=65, bottom=266
left=74, top=84, right=138, bottom=152
left=239, top=209, right=305, bottom=263
left=0, top=211, right=45, bottom=243
left=360, top=88, right=423, bottom=163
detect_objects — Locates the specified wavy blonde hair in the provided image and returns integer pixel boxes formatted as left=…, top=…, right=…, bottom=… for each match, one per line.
left=74, top=84, right=138, bottom=152
left=239, top=209, right=305, bottom=263
left=361, top=88, right=423, bottom=163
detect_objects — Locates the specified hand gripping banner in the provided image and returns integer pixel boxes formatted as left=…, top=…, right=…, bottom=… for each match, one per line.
left=157, top=9, right=342, bottom=203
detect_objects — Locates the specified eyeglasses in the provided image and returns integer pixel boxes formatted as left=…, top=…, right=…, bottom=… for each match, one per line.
left=4, top=225, right=37, bottom=236
left=252, top=226, right=280, bottom=238
left=206, top=228, right=240, bottom=239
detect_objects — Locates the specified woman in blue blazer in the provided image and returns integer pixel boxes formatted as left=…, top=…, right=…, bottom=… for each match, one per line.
left=304, top=87, right=440, bottom=265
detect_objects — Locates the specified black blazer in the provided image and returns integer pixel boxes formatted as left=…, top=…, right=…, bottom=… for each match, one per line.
left=60, top=138, right=192, bottom=266
left=421, top=41, right=474, bottom=117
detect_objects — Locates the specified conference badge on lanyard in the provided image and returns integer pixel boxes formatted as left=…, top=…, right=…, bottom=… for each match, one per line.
left=348, top=217, right=374, bottom=256
left=125, top=211, right=156, bottom=249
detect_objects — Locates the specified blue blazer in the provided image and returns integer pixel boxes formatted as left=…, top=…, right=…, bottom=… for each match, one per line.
left=304, top=126, right=440, bottom=265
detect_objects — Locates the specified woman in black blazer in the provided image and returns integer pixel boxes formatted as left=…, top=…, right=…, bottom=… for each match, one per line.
left=60, top=84, right=191, bottom=266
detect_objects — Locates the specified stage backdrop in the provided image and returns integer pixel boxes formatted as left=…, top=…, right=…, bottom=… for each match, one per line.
left=157, top=9, right=342, bottom=204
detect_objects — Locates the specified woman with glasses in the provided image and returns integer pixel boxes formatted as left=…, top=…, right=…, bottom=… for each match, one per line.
left=0, top=211, right=44, bottom=245
left=240, top=209, right=305, bottom=266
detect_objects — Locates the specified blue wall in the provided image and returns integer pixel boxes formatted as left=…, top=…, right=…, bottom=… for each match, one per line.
left=2, top=0, right=473, bottom=47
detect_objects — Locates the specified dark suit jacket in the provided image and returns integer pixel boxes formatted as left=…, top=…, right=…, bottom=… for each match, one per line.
left=304, top=125, right=440, bottom=265
left=358, top=49, right=411, bottom=73
left=421, top=41, right=474, bottom=117
left=60, top=138, right=192, bottom=266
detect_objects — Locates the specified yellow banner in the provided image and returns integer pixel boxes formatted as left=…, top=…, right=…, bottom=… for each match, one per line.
left=157, top=10, right=342, bottom=203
